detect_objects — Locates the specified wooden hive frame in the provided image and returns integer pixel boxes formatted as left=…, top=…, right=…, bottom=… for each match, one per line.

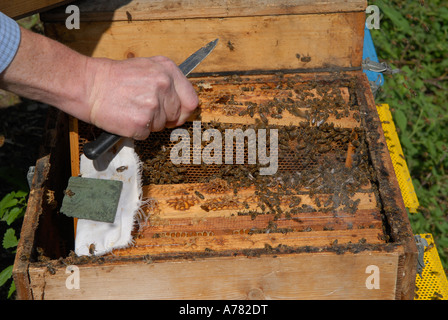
left=13, top=0, right=417, bottom=300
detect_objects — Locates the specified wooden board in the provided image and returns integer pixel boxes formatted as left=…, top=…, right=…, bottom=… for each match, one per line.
left=27, top=251, right=399, bottom=300
left=43, top=12, right=365, bottom=73
left=42, top=0, right=367, bottom=22
left=0, top=0, right=73, bottom=19
left=355, top=74, right=418, bottom=299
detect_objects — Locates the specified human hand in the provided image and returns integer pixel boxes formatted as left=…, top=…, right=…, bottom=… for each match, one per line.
left=84, top=55, right=199, bottom=140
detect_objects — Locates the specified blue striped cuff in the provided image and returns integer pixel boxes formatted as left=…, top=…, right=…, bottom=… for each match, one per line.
left=0, top=12, right=21, bottom=74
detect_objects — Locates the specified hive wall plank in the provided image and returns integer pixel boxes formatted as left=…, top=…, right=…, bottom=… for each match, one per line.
left=28, top=251, right=398, bottom=300
left=42, top=0, right=367, bottom=22
left=355, top=75, right=417, bottom=300
left=44, top=12, right=365, bottom=73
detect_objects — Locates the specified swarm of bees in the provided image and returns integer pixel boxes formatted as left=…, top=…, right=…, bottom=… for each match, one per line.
left=130, top=76, right=376, bottom=223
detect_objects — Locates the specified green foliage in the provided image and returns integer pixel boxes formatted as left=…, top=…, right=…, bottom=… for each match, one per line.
left=370, top=0, right=448, bottom=269
left=0, top=191, right=27, bottom=299
left=2, top=228, right=18, bottom=249
left=0, top=191, right=27, bottom=225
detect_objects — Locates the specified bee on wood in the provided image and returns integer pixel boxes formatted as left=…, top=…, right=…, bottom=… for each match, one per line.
left=227, top=40, right=235, bottom=51
left=301, top=56, right=311, bottom=63
left=46, top=263, right=56, bottom=275
left=126, top=11, right=132, bottom=23
left=195, top=191, right=205, bottom=200
left=144, top=255, right=153, bottom=264
left=37, top=247, right=50, bottom=263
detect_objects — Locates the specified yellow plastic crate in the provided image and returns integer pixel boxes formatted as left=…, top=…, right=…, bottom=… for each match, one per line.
left=377, top=104, right=447, bottom=299
left=414, top=234, right=448, bottom=300
left=376, top=104, right=419, bottom=213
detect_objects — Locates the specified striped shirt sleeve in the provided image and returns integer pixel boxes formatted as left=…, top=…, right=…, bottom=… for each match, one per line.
left=0, top=11, right=21, bottom=74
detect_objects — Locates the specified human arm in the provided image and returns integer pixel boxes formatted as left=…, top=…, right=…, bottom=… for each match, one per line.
left=0, top=14, right=198, bottom=139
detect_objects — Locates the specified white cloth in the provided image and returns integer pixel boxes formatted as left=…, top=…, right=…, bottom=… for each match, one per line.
left=75, top=138, right=142, bottom=256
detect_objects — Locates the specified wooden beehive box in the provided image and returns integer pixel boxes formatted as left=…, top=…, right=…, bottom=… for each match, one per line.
left=13, top=0, right=418, bottom=300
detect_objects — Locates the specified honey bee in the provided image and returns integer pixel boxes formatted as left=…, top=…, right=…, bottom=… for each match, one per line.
left=64, top=189, right=75, bottom=197
left=259, top=112, right=268, bottom=125
left=126, top=11, right=132, bottom=23
left=195, top=191, right=205, bottom=200
left=116, top=165, right=128, bottom=172
left=301, top=56, right=311, bottom=63
left=431, top=292, right=443, bottom=300
left=37, top=247, right=50, bottom=263
left=144, top=255, right=153, bottom=264
left=318, top=145, right=332, bottom=153
left=89, top=243, right=96, bottom=255
left=46, top=263, right=56, bottom=275
left=239, top=109, right=248, bottom=116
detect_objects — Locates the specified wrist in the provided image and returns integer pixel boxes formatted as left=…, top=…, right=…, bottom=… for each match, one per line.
left=83, top=56, right=113, bottom=126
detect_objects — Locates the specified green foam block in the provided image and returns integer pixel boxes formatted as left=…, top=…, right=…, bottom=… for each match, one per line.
left=60, top=176, right=123, bottom=223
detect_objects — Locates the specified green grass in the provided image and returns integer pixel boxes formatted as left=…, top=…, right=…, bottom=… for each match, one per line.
left=370, top=0, right=448, bottom=270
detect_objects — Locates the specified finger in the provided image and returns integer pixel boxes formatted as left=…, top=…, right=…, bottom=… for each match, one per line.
left=149, top=96, right=167, bottom=133
left=165, top=119, right=180, bottom=128
left=173, top=75, right=199, bottom=125
left=133, top=125, right=151, bottom=140
left=132, top=116, right=153, bottom=140
left=160, top=80, right=182, bottom=123
left=160, top=60, right=199, bottom=126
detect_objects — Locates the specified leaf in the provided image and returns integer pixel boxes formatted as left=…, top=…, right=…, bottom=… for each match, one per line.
left=2, top=228, right=18, bottom=249
left=377, top=0, right=411, bottom=33
left=7, top=281, right=15, bottom=299
left=5, top=207, right=24, bottom=225
left=0, top=265, right=13, bottom=287
left=394, top=109, right=408, bottom=132
left=14, top=190, right=28, bottom=199
left=0, top=193, right=18, bottom=218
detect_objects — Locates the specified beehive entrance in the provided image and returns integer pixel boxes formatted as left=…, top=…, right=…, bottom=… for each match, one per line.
left=75, top=73, right=387, bottom=256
